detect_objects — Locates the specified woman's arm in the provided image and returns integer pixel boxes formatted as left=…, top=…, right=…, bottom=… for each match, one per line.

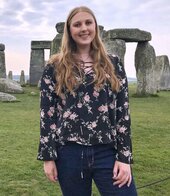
left=37, top=64, right=58, bottom=161
left=114, top=56, right=133, bottom=164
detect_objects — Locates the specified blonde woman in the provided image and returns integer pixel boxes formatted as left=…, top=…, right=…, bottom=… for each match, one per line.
left=37, top=6, right=137, bottom=196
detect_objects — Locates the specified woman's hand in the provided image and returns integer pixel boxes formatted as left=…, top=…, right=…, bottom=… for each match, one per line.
left=44, top=161, right=58, bottom=182
left=113, top=160, right=132, bottom=188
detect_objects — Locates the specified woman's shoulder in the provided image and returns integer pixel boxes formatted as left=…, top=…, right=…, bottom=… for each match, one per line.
left=43, top=53, right=61, bottom=74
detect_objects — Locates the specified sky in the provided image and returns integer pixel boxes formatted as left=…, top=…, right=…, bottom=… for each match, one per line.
left=0, top=0, right=170, bottom=78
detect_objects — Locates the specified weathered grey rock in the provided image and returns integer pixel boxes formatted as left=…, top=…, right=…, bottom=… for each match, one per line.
left=0, top=92, right=17, bottom=102
left=30, top=41, right=51, bottom=85
left=20, top=70, right=25, bottom=86
left=157, top=55, right=170, bottom=90
left=0, top=43, right=6, bottom=78
left=99, top=25, right=104, bottom=38
left=0, top=78, right=24, bottom=93
left=135, top=42, right=157, bottom=96
left=50, top=34, right=63, bottom=55
left=50, top=23, right=64, bottom=55
left=106, top=28, right=151, bottom=42
left=31, top=41, right=51, bottom=49
left=104, top=39, right=126, bottom=64
left=30, top=49, right=44, bottom=85
left=8, top=71, right=13, bottom=80
left=56, top=22, right=65, bottom=34
left=0, top=44, right=5, bottom=51
left=155, top=56, right=164, bottom=91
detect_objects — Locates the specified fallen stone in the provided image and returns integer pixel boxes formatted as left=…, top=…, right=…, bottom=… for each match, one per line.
left=0, top=92, right=18, bottom=102
left=0, top=78, right=24, bottom=93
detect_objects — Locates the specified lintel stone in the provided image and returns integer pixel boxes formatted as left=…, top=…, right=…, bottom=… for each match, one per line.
left=106, top=28, right=151, bottom=42
left=31, top=41, right=51, bottom=49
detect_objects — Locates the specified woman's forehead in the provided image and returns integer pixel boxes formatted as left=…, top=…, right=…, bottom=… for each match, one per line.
left=70, top=12, right=94, bottom=23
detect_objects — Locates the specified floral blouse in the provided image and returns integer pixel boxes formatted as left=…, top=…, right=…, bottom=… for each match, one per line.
left=37, top=55, right=133, bottom=164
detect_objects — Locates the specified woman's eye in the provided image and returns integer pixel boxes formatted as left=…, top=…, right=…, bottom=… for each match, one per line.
left=86, top=21, right=92, bottom=25
left=74, top=23, right=81, bottom=27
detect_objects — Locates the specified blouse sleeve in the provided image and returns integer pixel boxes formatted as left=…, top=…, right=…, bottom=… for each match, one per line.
left=113, top=56, right=133, bottom=164
left=37, top=64, right=58, bottom=161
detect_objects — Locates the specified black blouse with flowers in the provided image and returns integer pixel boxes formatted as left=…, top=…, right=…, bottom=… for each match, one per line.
left=37, top=55, right=133, bottom=164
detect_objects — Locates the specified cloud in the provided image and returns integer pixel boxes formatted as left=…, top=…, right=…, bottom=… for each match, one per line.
left=1, top=0, right=170, bottom=76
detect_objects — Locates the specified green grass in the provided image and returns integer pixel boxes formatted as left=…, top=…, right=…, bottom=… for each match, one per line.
left=0, top=84, right=170, bottom=196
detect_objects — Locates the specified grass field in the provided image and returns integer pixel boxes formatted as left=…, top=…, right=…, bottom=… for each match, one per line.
left=0, top=84, right=170, bottom=196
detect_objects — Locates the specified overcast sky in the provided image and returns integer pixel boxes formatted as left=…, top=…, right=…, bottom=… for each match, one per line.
left=1, top=0, right=170, bottom=77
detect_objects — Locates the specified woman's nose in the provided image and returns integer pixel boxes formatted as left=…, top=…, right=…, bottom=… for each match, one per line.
left=81, top=23, right=87, bottom=31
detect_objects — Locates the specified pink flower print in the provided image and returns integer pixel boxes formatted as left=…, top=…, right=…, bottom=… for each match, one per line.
left=125, top=115, right=129, bottom=120
left=93, top=91, right=99, bottom=98
left=62, top=99, right=66, bottom=105
left=119, top=126, right=127, bottom=133
left=123, top=150, right=131, bottom=157
left=40, top=109, right=45, bottom=118
left=41, top=121, right=45, bottom=129
left=98, top=105, right=108, bottom=113
left=40, top=136, right=48, bottom=144
left=57, top=104, right=62, bottom=111
left=44, top=136, right=48, bottom=143
left=63, top=111, right=71, bottom=118
left=68, top=137, right=77, bottom=142
left=56, top=128, right=61, bottom=136
left=77, top=102, right=83, bottom=108
left=122, top=78, right=126, bottom=84
left=69, top=113, right=78, bottom=120
left=50, top=124, right=57, bottom=131
left=124, top=102, right=129, bottom=108
left=108, top=89, right=112, bottom=96
left=92, top=121, right=97, bottom=128
left=49, top=85, right=54, bottom=91
left=84, top=94, right=90, bottom=102
left=87, top=124, right=92, bottom=130
left=44, top=78, right=51, bottom=84
left=47, top=107, right=55, bottom=117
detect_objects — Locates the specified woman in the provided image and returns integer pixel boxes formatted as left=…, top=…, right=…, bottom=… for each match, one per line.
left=37, top=6, right=137, bottom=196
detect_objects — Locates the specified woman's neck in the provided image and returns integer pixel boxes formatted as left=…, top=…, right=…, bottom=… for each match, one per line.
left=76, top=45, right=90, bottom=56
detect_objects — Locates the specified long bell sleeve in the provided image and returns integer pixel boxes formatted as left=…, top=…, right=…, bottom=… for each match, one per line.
left=113, top=56, right=133, bottom=164
left=37, top=65, right=58, bottom=161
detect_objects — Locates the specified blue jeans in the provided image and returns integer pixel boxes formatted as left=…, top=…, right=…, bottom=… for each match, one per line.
left=55, top=143, right=137, bottom=196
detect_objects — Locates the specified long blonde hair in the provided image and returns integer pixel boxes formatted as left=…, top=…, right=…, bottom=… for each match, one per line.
left=49, top=6, right=120, bottom=97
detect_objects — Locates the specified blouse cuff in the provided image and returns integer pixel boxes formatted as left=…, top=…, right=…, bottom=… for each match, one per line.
left=37, top=145, right=58, bottom=161
left=116, top=151, right=133, bottom=164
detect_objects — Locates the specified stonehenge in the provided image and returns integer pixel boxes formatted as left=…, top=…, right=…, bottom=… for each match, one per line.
left=1, top=24, right=170, bottom=96
left=29, top=23, right=170, bottom=95
left=29, top=41, right=51, bottom=85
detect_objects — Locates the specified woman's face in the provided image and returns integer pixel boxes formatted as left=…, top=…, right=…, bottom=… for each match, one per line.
left=69, top=11, right=96, bottom=49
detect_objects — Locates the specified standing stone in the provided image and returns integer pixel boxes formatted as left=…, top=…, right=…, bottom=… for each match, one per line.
left=99, top=25, right=104, bottom=39
left=104, top=38, right=126, bottom=64
left=157, top=55, right=170, bottom=90
left=50, top=22, right=64, bottom=55
left=30, top=41, right=51, bottom=85
left=135, top=42, right=157, bottom=96
left=20, top=70, right=25, bottom=86
left=0, top=43, right=6, bottom=78
left=8, top=71, right=13, bottom=80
